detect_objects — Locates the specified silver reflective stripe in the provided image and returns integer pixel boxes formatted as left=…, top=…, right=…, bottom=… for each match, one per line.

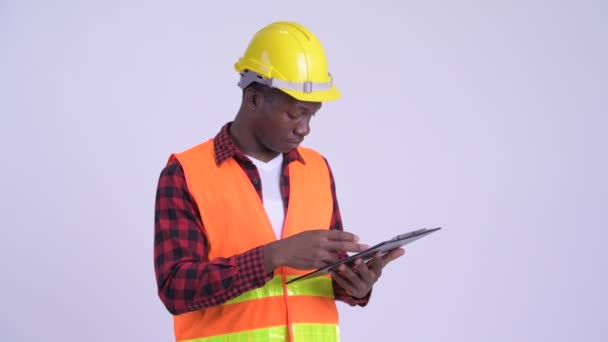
left=238, top=70, right=333, bottom=93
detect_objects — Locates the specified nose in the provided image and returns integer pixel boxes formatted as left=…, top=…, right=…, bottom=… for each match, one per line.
left=294, top=115, right=311, bottom=137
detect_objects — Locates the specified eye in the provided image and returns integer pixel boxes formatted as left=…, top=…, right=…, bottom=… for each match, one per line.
left=285, top=111, right=315, bottom=120
left=285, top=111, right=299, bottom=119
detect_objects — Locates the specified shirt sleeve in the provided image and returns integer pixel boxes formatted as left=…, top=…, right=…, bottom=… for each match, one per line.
left=323, top=157, right=371, bottom=307
left=154, top=159, right=273, bottom=315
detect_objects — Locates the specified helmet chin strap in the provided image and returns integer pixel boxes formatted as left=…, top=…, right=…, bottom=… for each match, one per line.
left=238, top=70, right=333, bottom=94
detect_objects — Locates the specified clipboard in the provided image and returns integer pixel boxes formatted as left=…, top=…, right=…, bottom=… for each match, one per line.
left=286, top=227, right=441, bottom=284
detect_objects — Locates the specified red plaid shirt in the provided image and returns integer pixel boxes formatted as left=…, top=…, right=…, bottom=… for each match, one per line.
left=154, top=123, right=370, bottom=315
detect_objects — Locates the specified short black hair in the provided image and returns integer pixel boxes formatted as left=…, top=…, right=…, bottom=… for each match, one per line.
left=244, top=82, right=295, bottom=105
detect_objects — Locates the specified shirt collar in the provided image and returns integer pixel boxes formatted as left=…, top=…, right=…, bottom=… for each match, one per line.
left=213, top=122, right=305, bottom=167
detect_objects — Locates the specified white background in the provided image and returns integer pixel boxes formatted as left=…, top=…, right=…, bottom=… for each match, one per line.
left=1, top=0, right=607, bottom=341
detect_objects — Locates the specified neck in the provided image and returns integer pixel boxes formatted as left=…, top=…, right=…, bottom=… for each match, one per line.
left=229, top=115, right=280, bottom=162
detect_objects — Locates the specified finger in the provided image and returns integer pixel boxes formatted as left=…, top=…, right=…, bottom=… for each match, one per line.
left=324, top=230, right=360, bottom=242
left=369, top=252, right=384, bottom=276
left=354, top=258, right=377, bottom=285
left=380, top=248, right=406, bottom=268
left=325, top=241, right=369, bottom=253
left=318, top=250, right=341, bottom=265
left=338, top=264, right=368, bottom=289
left=306, top=251, right=341, bottom=269
left=337, top=264, right=371, bottom=297
left=331, top=270, right=358, bottom=295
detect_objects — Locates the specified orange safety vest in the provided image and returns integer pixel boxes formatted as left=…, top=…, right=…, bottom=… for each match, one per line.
left=171, top=139, right=340, bottom=342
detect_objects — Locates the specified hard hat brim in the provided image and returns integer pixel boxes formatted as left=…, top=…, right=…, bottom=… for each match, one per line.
left=279, top=85, right=341, bottom=103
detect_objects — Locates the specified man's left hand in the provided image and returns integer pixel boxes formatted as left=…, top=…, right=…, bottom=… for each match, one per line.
left=330, top=248, right=405, bottom=299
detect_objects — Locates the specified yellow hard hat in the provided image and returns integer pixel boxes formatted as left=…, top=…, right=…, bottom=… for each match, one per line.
left=234, top=21, right=340, bottom=102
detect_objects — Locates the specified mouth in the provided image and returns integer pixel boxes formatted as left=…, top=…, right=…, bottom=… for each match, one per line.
left=286, top=139, right=303, bottom=145
left=285, top=139, right=303, bottom=148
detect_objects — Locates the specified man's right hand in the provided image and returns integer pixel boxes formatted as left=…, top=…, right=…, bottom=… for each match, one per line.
left=262, top=230, right=369, bottom=273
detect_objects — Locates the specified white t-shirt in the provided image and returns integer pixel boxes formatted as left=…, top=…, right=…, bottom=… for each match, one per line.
left=247, top=154, right=285, bottom=239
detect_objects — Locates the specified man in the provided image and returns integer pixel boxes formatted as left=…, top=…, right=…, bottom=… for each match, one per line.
left=154, top=21, right=405, bottom=341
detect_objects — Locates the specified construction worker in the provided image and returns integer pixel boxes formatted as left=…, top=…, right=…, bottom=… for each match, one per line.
left=153, top=21, right=405, bottom=341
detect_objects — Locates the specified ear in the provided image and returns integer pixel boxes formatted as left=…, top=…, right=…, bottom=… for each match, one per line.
left=244, top=87, right=263, bottom=111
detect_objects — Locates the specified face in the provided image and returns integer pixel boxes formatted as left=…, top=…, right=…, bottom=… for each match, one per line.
left=252, top=89, right=322, bottom=154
